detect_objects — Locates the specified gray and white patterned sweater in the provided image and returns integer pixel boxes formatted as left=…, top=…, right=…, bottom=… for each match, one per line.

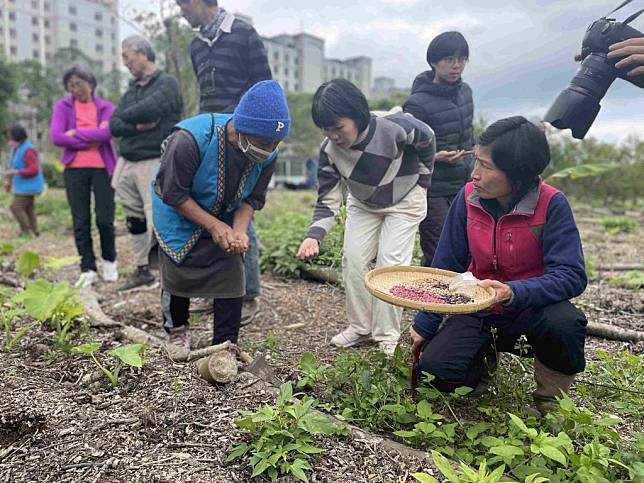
left=306, top=111, right=436, bottom=241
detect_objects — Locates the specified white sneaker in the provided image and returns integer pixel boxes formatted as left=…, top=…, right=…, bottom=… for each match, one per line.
left=75, top=270, right=97, bottom=288
left=330, top=329, right=371, bottom=348
left=99, top=259, right=118, bottom=282
left=378, top=341, right=398, bottom=356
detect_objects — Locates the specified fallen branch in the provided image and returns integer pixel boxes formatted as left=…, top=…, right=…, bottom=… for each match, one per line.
left=185, top=341, right=231, bottom=362
left=300, top=266, right=340, bottom=285
left=77, top=289, right=122, bottom=328
left=598, top=264, right=644, bottom=272
left=0, top=273, right=22, bottom=288
left=117, top=325, right=165, bottom=347
left=587, top=321, right=644, bottom=342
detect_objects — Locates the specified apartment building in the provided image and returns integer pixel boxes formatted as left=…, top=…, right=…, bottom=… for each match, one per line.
left=0, top=0, right=120, bottom=72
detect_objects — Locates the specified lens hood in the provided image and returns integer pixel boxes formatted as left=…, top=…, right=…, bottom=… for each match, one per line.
left=543, top=88, right=601, bottom=139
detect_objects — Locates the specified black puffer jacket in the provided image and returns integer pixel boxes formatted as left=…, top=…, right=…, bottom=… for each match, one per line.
left=403, top=70, right=474, bottom=197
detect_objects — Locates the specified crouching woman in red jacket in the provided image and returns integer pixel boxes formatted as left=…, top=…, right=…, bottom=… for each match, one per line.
left=410, top=116, right=588, bottom=415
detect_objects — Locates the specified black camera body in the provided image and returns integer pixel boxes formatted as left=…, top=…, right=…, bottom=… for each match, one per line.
left=544, top=9, right=643, bottom=139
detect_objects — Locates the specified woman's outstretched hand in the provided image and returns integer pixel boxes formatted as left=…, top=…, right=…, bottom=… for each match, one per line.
left=296, top=238, right=319, bottom=259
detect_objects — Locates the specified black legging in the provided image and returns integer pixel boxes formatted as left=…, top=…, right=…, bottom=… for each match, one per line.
left=161, top=290, right=243, bottom=344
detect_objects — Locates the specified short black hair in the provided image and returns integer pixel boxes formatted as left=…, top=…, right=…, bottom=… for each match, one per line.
left=478, top=116, right=550, bottom=193
left=311, top=79, right=371, bottom=132
left=426, top=31, right=469, bottom=67
left=8, top=125, right=28, bottom=143
left=62, top=64, right=97, bottom=93
left=203, top=0, right=218, bottom=5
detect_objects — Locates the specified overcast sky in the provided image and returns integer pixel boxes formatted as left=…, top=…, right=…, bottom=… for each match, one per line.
left=123, top=0, right=643, bottom=143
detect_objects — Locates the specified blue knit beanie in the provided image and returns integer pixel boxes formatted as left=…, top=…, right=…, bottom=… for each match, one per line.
left=233, top=80, right=291, bottom=141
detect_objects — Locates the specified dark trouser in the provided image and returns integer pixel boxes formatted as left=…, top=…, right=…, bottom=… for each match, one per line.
left=10, top=194, right=38, bottom=235
left=162, top=290, right=243, bottom=344
left=64, top=168, right=116, bottom=272
left=417, top=301, right=587, bottom=392
left=419, top=195, right=455, bottom=266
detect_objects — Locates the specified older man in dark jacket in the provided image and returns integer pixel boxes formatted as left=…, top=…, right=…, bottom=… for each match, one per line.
left=404, top=31, right=474, bottom=265
left=110, top=35, right=183, bottom=291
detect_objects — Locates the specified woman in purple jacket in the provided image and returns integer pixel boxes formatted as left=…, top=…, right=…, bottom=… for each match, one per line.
left=50, top=64, right=119, bottom=288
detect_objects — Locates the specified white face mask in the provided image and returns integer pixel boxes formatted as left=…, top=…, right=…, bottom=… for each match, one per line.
left=237, top=135, right=276, bottom=163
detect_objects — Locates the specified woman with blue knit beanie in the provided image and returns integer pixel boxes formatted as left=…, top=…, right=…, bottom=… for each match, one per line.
left=152, top=80, right=290, bottom=350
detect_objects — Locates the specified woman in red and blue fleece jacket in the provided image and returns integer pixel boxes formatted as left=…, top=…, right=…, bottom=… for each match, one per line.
left=410, top=116, right=587, bottom=415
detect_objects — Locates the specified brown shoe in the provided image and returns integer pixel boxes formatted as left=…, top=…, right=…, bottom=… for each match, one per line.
left=528, top=358, right=576, bottom=417
left=166, top=325, right=190, bottom=352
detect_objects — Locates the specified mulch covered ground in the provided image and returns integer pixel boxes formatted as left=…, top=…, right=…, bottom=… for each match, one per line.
left=0, top=200, right=642, bottom=482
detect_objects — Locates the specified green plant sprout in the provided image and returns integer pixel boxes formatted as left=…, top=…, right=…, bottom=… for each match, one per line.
left=226, top=382, right=347, bottom=482
left=72, top=342, right=147, bottom=387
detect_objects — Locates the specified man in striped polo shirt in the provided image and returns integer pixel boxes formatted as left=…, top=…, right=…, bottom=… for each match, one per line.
left=176, top=0, right=273, bottom=324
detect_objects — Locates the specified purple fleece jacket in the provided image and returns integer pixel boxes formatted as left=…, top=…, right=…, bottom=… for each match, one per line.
left=50, top=96, right=118, bottom=175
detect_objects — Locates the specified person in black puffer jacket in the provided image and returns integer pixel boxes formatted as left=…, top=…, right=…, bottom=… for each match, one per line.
left=403, top=31, right=474, bottom=265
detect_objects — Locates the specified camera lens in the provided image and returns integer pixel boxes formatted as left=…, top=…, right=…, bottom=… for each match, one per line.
left=544, top=53, right=617, bottom=139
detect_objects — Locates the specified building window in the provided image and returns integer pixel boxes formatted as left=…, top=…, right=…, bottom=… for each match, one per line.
left=44, top=19, right=50, bottom=28
left=32, top=17, right=38, bottom=26
left=10, top=46, right=17, bottom=56
left=111, top=32, right=116, bottom=41
left=70, top=39, right=78, bottom=48
left=284, top=68, right=289, bottom=76
left=32, top=0, right=39, bottom=8
left=284, top=81, right=289, bottom=90
left=96, top=28, right=103, bottom=37
left=44, top=2, right=49, bottom=11
left=273, top=52, right=279, bottom=61
left=95, top=12, right=102, bottom=21
left=33, top=49, right=39, bottom=59
left=10, top=29, right=16, bottom=39
left=70, top=22, right=77, bottom=32
left=45, top=35, right=50, bottom=44
left=69, top=5, right=76, bottom=14
left=96, top=44, right=103, bottom=53
left=9, top=12, right=16, bottom=21
left=273, top=66, right=279, bottom=75
left=285, top=54, right=289, bottom=63
left=33, top=33, right=39, bottom=42
left=45, top=52, right=51, bottom=61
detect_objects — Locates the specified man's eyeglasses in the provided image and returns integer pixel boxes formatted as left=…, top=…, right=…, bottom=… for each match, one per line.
left=442, top=56, right=468, bottom=66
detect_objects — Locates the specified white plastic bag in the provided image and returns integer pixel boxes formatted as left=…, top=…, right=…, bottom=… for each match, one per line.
left=448, top=271, right=479, bottom=297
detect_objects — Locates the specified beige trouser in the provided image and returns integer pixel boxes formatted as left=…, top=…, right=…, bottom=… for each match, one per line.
left=111, top=156, right=159, bottom=267
left=342, top=185, right=427, bottom=343
left=10, top=194, right=38, bottom=235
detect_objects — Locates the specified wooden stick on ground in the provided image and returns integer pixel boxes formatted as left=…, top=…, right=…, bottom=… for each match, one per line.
left=586, top=321, right=644, bottom=342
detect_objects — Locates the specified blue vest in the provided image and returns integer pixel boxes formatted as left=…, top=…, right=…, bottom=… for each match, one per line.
left=10, top=141, right=45, bottom=195
left=152, top=113, right=277, bottom=265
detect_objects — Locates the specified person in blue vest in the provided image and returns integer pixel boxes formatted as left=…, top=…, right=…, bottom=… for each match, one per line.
left=152, top=80, right=290, bottom=350
left=3, top=125, right=45, bottom=237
